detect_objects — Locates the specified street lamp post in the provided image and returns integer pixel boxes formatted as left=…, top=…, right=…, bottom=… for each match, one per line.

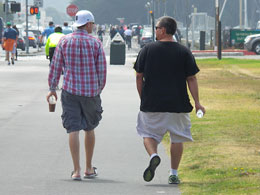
left=5, top=0, right=8, bottom=24
left=215, top=0, right=221, bottom=59
left=145, top=2, right=151, bottom=25
left=185, top=0, right=189, bottom=48
left=25, top=0, right=29, bottom=54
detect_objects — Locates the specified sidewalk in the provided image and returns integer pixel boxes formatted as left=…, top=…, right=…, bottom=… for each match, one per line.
left=192, top=49, right=256, bottom=57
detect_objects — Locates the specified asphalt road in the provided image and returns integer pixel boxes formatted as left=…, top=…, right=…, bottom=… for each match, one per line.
left=0, top=49, right=180, bottom=195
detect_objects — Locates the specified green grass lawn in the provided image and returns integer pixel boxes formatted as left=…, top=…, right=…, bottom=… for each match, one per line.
left=163, top=58, right=260, bottom=194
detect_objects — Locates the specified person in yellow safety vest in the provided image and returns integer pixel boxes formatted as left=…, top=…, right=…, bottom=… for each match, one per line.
left=45, top=26, right=65, bottom=63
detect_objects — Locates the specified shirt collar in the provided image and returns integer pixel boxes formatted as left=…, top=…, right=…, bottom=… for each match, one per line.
left=75, top=29, right=89, bottom=35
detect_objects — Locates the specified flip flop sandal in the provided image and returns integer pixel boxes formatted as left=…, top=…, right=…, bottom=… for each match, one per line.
left=84, top=167, right=98, bottom=179
left=143, top=155, right=161, bottom=182
left=71, top=171, right=81, bottom=181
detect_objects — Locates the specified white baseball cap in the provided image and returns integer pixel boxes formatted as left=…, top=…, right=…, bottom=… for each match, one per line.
left=73, top=10, right=95, bottom=27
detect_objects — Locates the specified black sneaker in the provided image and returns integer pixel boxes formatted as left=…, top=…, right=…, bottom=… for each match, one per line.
left=143, top=155, right=161, bottom=182
left=11, top=58, right=14, bottom=65
left=168, top=175, right=180, bottom=184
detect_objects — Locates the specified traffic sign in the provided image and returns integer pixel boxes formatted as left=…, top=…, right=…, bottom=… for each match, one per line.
left=36, top=11, right=41, bottom=19
left=66, top=4, right=78, bottom=17
left=34, top=0, right=43, bottom=7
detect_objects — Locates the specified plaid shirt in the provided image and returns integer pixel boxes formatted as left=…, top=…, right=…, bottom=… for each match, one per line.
left=48, top=29, right=107, bottom=97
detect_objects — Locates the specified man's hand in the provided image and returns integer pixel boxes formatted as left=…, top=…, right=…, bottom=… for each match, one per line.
left=195, top=102, right=206, bottom=115
left=46, top=91, right=57, bottom=103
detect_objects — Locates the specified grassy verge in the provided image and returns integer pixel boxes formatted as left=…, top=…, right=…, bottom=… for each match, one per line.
left=163, top=58, right=260, bottom=194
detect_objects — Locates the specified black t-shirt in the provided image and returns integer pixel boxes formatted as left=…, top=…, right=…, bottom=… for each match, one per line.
left=134, top=41, right=199, bottom=113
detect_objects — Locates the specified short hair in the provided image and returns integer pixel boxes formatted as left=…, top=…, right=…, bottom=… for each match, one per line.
left=157, top=16, right=177, bottom=35
left=49, top=21, right=54, bottom=26
left=64, top=22, right=68, bottom=26
left=54, top=26, right=62, bottom=33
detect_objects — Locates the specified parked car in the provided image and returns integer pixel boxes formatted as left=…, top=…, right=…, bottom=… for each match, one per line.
left=140, top=29, right=153, bottom=48
left=22, top=31, right=37, bottom=48
left=17, top=35, right=25, bottom=51
left=244, top=33, right=260, bottom=54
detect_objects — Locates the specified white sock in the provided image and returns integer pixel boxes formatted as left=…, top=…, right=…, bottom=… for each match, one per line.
left=170, top=169, right=178, bottom=176
left=150, top=153, right=159, bottom=160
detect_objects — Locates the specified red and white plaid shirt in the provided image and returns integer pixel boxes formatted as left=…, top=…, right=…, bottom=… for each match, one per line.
left=48, top=29, right=107, bottom=97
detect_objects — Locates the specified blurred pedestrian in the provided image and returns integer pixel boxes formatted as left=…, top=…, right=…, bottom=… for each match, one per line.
left=46, top=10, right=107, bottom=181
left=109, top=26, right=117, bottom=39
left=2, top=22, right=18, bottom=65
left=40, top=21, right=55, bottom=44
left=134, top=16, right=205, bottom=184
left=124, top=26, right=132, bottom=50
left=45, top=26, right=64, bottom=63
left=97, top=26, right=104, bottom=43
left=62, top=22, right=73, bottom=35
left=12, top=25, right=19, bottom=61
left=119, top=26, right=125, bottom=40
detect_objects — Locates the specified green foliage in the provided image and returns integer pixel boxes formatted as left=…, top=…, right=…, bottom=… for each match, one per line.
left=45, top=7, right=70, bottom=25
left=0, top=2, right=14, bottom=24
left=70, top=0, right=260, bottom=27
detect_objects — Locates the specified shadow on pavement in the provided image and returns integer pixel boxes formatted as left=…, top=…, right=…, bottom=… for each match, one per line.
left=62, top=178, right=124, bottom=184
left=145, top=184, right=179, bottom=188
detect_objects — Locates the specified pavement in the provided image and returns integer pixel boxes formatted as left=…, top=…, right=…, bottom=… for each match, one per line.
left=0, top=54, right=181, bottom=195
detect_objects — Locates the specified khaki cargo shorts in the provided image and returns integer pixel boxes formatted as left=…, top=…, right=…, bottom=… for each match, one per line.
left=137, top=111, right=193, bottom=143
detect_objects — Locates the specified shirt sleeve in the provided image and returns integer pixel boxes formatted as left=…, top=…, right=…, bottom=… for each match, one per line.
left=45, top=37, right=50, bottom=56
left=184, top=48, right=200, bottom=77
left=95, top=43, right=107, bottom=90
left=42, top=29, right=46, bottom=36
left=48, top=40, right=64, bottom=91
left=133, top=46, right=147, bottom=73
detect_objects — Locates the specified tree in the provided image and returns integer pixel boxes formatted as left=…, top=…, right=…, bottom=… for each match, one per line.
left=70, top=0, right=260, bottom=28
left=0, top=2, right=14, bottom=24
left=45, top=7, right=70, bottom=25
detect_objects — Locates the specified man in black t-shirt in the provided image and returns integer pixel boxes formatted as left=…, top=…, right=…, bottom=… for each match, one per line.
left=134, top=16, right=205, bottom=184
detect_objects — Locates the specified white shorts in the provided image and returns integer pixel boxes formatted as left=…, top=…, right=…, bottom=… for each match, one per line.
left=137, top=111, right=193, bottom=143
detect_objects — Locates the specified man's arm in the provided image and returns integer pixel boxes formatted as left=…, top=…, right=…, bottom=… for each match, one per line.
left=136, top=72, right=143, bottom=99
left=96, top=45, right=107, bottom=90
left=186, top=75, right=205, bottom=114
left=48, top=42, right=64, bottom=92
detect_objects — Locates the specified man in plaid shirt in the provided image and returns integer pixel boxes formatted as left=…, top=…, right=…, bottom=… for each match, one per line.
left=46, top=10, right=107, bottom=181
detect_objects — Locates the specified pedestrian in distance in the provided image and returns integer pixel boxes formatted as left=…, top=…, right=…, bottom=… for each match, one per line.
left=62, top=22, right=73, bottom=35
left=45, top=26, right=65, bottom=63
left=46, top=10, right=107, bottom=181
left=124, top=26, right=132, bottom=50
left=2, top=22, right=18, bottom=65
left=97, top=26, right=104, bottom=43
left=40, top=21, right=55, bottom=44
left=134, top=16, right=205, bottom=184
left=12, top=25, right=19, bottom=61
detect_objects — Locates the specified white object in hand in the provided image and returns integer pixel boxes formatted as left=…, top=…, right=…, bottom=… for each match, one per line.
left=49, top=95, right=56, bottom=104
left=196, top=109, right=204, bottom=118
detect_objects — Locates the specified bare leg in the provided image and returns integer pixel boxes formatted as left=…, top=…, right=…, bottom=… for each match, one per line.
left=170, top=143, right=183, bottom=170
left=6, top=51, right=9, bottom=62
left=69, top=131, right=81, bottom=175
left=85, top=130, right=95, bottom=173
left=144, top=137, right=158, bottom=156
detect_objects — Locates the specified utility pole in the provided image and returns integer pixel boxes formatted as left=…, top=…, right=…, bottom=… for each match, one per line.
left=26, top=0, right=29, bottom=54
left=240, top=0, right=243, bottom=29
left=185, top=0, right=189, bottom=48
left=5, top=0, right=8, bottom=23
left=215, top=0, right=221, bottom=59
left=244, top=0, right=248, bottom=29
left=152, top=0, right=155, bottom=41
